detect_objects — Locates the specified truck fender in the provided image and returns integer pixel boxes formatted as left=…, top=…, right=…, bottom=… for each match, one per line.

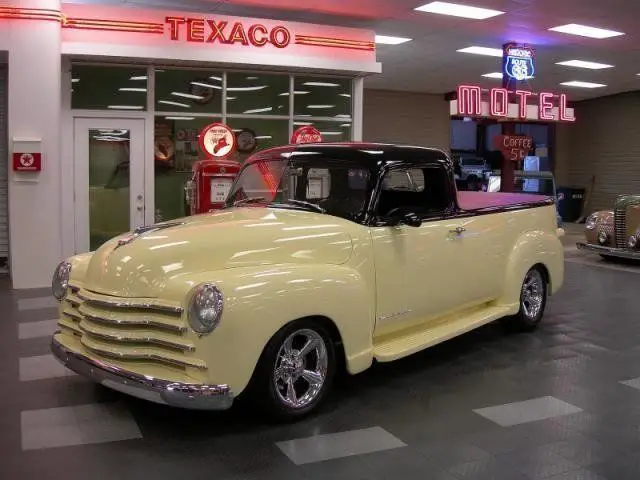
left=177, top=264, right=375, bottom=396
left=497, top=229, right=564, bottom=312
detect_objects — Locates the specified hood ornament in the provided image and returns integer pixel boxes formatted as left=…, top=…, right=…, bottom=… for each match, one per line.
left=113, top=221, right=185, bottom=251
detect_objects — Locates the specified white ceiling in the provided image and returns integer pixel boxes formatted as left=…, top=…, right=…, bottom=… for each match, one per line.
left=76, top=0, right=640, bottom=100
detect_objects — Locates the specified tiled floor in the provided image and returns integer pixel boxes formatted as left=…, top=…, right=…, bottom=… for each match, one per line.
left=1, top=244, right=640, bottom=480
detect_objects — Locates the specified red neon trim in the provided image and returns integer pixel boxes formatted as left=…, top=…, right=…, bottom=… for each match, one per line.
left=296, top=34, right=374, bottom=46
left=295, top=38, right=374, bottom=48
left=248, top=24, right=269, bottom=47
left=0, top=13, right=62, bottom=22
left=559, top=94, right=576, bottom=122
left=256, top=160, right=279, bottom=195
left=294, top=39, right=374, bottom=51
left=514, top=90, right=533, bottom=119
left=270, top=25, right=291, bottom=48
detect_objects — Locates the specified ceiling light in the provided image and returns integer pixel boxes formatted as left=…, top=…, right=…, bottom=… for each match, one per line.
left=227, top=85, right=268, bottom=92
left=165, top=116, right=195, bottom=121
left=243, top=107, right=273, bottom=114
left=340, top=123, right=352, bottom=127
left=334, top=114, right=352, bottom=118
left=190, top=81, right=222, bottom=90
left=548, top=23, right=624, bottom=39
left=119, top=87, right=147, bottom=92
left=254, top=135, right=273, bottom=140
left=172, top=91, right=204, bottom=100
left=293, top=121, right=313, bottom=126
left=158, top=100, right=190, bottom=108
left=415, top=1, right=504, bottom=19
left=374, top=35, right=412, bottom=45
left=303, top=82, right=341, bottom=87
left=209, top=75, right=223, bottom=81
left=306, top=105, right=335, bottom=109
left=279, top=91, right=310, bottom=96
left=319, top=131, right=342, bottom=136
left=339, top=93, right=351, bottom=98
left=457, top=46, right=503, bottom=57
left=130, top=75, right=147, bottom=81
left=227, top=96, right=237, bottom=101
left=246, top=76, right=259, bottom=80
left=482, top=72, right=503, bottom=78
left=556, top=60, right=614, bottom=69
left=71, top=78, right=80, bottom=83
left=107, top=105, right=144, bottom=110
left=560, top=81, right=607, bottom=88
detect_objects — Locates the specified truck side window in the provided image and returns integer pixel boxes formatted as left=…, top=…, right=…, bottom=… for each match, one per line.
left=377, top=166, right=451, bottom=218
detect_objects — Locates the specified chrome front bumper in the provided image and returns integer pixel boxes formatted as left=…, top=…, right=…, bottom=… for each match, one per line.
left=576, top=242, right=640, bottom=260
left=51, top=335, right=233, bottom=410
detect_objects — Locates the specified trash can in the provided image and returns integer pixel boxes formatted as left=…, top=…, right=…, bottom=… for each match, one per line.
left=556, top=187, right=586, bottom=223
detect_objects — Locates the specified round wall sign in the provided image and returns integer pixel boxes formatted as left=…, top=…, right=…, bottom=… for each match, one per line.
left=291, top=126, right=323, bottom=144
left=236, top=128, right=257, bottom=153
left=199, top=123, right=236, bottom=159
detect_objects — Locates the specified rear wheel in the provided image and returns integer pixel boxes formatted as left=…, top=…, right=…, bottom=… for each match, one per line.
left=505, top=266, right=547, bottom=332
left=246, top=319, right=336, bottom=420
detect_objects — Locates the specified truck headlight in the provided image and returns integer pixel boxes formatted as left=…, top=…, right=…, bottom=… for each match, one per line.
left=52, top=261, right=72, bottom=301
left=187, top=283, right=224, bottom=334
left=585, top=214, right=598, bottom=230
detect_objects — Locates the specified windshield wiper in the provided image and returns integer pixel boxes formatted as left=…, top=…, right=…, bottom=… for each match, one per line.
left=232, top=197, right=266, bottom=207
left=280, top=199, right=326, bottom=213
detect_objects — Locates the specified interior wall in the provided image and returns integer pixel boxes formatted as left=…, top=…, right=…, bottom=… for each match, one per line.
left=561, top=91, right=640, bottom=213
left=363, top=89, right=450, bottom=153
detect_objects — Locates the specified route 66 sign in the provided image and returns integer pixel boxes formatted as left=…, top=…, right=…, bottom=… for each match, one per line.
left=503, top=43, right=535, bottom=82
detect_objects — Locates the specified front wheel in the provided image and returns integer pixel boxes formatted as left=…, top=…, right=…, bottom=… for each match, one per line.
left=246, top=320, right=336, bottom=420
left=505, top=266, right=548, bottom=332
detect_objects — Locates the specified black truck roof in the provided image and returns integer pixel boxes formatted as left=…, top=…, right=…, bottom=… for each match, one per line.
left=249, top=142, right=451, bottom=168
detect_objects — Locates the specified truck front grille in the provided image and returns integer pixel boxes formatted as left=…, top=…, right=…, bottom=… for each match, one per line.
left=57, top=285, right=206, bottom=370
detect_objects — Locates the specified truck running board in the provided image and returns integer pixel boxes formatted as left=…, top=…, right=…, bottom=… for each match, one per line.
left=373, top=305, right=513, bottom=362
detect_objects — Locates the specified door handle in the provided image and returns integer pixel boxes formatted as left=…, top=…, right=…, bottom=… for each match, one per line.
left=449, top=226, right=466, bottom=235
left=136, top=194, right=144, bottom=212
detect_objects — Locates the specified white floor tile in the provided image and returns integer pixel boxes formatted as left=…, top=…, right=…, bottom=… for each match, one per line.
left=276, top=426, right=406, bottom=465
left=18, top=319, right=58, bottom=340
left=21, top=402, right=142, bottom=450
left=473, top=396, right=583, bottom=427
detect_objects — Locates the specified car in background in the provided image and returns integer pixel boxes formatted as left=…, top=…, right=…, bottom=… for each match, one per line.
left=487, top=170, right=563, bottom=227
left=458, top=156, right=490, bottom=183
left=577, top=194, right=640, bottom=260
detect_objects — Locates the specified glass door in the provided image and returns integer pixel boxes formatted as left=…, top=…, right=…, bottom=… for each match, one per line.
left=73, top=118, right=146, bottom=253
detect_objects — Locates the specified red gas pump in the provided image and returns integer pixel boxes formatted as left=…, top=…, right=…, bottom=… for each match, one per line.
left=185, top=122, right=241, bottom=215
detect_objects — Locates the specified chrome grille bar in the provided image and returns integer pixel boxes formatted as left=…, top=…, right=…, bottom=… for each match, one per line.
left=614, top=208, right=627, bottom=248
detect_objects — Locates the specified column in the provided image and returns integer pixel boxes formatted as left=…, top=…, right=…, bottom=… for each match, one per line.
left=7, top=0, right=62, bottom=288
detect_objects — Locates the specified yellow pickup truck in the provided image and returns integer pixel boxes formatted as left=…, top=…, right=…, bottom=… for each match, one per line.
left=51, top=142, right=564, bottom=420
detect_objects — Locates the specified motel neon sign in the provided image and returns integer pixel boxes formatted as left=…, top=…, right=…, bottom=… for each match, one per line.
left=453, top=85, right=576, bottom=123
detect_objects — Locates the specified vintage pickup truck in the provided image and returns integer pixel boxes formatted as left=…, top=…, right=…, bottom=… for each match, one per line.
left=51, top=143, right=564, bottom=419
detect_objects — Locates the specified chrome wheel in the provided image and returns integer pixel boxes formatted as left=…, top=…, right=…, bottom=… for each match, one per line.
left=521, top=269, right=545, bottom=320
left=273, top=328, right=328, bottom=410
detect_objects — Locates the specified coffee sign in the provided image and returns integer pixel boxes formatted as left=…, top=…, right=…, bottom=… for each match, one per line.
left=495, top=135, right=533, bottom=161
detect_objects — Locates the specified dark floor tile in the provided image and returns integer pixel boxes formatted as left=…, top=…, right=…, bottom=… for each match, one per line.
left=447, top=457, right=529, bottom=480
left=499, top=446, right=582, bottom=478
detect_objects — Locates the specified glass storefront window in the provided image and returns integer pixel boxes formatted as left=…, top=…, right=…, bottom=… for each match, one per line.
left=293, top=76, right=352, bottom=120
left=226, top=72, right=289, bottom=116
left=71, top=65, right=148, bottom=110
left=225, top=118, right=289, bottom=164
left=293, top=119, right=352, bottom=142
left=88, top=129, right=131, bottom=250
left=155, top=68, right=223, bottom=114
left=153, top=116, right=220, bottom=222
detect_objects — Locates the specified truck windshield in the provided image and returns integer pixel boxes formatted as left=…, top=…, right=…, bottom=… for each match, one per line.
left=225, top=155, right=376, bottom=222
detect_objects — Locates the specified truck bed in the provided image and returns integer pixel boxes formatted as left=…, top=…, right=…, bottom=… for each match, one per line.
left=457, top=191, right=552, bottom=212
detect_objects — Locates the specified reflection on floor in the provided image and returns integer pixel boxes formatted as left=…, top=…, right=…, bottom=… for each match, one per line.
left=1, top=251, right=640, bottom=480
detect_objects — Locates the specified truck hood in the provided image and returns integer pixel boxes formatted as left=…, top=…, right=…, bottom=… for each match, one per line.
left=82, top=207, right=354, bottom=298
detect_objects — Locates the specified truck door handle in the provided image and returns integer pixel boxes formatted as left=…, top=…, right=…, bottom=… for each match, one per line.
left=450, top=226, right=466, bottom=235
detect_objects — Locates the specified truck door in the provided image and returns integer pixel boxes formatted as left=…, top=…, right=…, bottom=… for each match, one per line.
left=371, top=165, right=463, bottom=336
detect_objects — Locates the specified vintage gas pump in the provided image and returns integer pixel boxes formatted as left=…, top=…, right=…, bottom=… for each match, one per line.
left=184, top=123, right=241, bottom=215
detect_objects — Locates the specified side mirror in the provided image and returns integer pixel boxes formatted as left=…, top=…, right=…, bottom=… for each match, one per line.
left=382, top=211, right=422, bottom=228
left=400, top=212, right=422, bottom=227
